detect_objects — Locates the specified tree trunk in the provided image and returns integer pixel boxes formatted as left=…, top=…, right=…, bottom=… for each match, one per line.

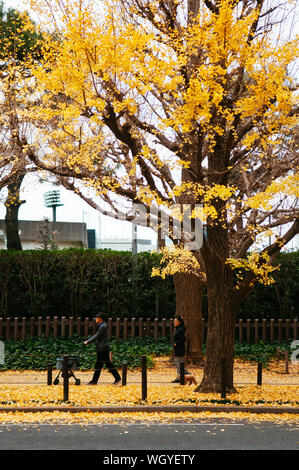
left=196, top=260, right=235, bottom=393
left=195, top=255, right=236, bottom=393
left=173, top=272, right=205, bottom=365
left=5, top=173, right=25, bottom=250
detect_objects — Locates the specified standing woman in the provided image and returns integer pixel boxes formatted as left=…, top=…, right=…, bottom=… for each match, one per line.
left=172, top=315, right=188, bottom=383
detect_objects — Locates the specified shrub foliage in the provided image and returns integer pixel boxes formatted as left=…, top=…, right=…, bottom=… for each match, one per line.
left=0, top=249, right=297, bottom=320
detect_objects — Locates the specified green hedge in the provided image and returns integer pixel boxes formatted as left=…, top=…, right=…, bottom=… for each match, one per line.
left=0, top=249, right=175, bottom=319
left=0, top=336, right=173, bottom=370
left=0, top=336, right=293, bottom=370
left=0, top=248, right=297, bottom=320
left=237, top=250, right=299, bottom=320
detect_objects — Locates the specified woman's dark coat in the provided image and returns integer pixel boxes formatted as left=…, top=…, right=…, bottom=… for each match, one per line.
left=173, top=324, right=186, bottom=357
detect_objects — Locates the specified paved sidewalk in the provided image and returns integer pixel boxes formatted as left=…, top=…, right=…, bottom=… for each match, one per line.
left=0, top=365, right=298, bottom=415
left=1, top=362, right=298, bottom=386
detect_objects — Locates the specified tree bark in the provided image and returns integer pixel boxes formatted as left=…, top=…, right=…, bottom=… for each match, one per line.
left=5, top=173, right=25, bottom=250
left=195, top=260, right=236, bottom=392
left=173, top=272, right=205, bottom=365
left=196, top=139, right=237, bottom=392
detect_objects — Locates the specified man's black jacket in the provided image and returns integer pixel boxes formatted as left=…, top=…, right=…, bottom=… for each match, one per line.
left=173, top=324, right=186, bottom=357
left=85, top=321, right=110, bottom=352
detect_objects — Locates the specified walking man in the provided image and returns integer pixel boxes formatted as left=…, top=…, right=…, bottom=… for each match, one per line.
left=84, top=312, right=121, bottom=385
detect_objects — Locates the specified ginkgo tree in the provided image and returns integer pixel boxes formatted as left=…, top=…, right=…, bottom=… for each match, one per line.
left=26, top=0, right=298, bottom=392
left=0, top=3, right=42, bottom=249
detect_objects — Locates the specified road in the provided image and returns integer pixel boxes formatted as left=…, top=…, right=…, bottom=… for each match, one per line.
left=0, top=419, right=298, bottom=451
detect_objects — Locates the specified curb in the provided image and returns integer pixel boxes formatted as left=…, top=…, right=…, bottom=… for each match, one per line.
left=0, top=405, right=298, bottom=414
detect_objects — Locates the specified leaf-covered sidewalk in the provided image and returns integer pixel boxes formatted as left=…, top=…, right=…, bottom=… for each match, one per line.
left=0, top=358, right=298, bottom=409
left=0, top=383, right=298, bottom=408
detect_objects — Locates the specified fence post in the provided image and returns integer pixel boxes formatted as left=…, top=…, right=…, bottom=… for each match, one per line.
left=21, top=317, right=26, bottom=341
left=169, top=318, right=174, bottom=339
left=139, top=318, right=143, bottom=338
left=254, top=319, right=259, bottom=344
left=47, top=363, right=52, bottom=385
left=257, top=362, right=263, bottom=386
left=77, top=317, right=81, bottom=336
left=141, top=355, right=147, bottom=401
left=84, top=318, right=89, bottom=337
left=45, top=317, right=50, bottom=339
left=92, top=317, right=96, bottom=335
left=179, top=362, right=185, bottom=385
left=108, top=318, right=113, bottom=338
left=13, top=317, right=19, bottom=341
left=131, top=318, right=136, bottom=338
left=246, top=319, right=251, bottom=344
left=285, top=319, right=290, bottom=341
left=154, top=318, right=159, bottom=339
left=122, top=363, right=127, bottom=386
left=63, top=355, right=69, bottom=402
left=38, top=317, right=43, bottom=337
left=293, top=319, right=298, bottom=341
left=262, top=319, right=267, bottom=343
left=69, top=317, right=74, bottom=338
left=146, top=318, right=151, bottom=336
left=6, top=317, right=11, bottom=340
left=239, top=319, right=243, bottom=343
left=116, top=318, right=120, bottom=339
left=124, top=318, right=128, bottom=340
left=270, top=319, right=274, bottom=343
left=53, top=316, right=58, bottom=338
left=278, top=319, right=282, bottom=342
left=162, top=318, right=166, bottom=337
left=221, top=357, right=226, bottom=399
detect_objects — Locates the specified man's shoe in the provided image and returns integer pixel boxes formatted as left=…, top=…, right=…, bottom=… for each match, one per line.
left=171, top=379, right=180, bottom=383
left=113, top=380, right=121, bottom=385
left=87, top=381, right=97, bottom=385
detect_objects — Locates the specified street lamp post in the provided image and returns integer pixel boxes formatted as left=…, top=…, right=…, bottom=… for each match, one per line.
left=132, top=223, right=138, bottom=316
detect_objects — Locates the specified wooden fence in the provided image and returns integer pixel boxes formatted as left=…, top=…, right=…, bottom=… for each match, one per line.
left=0, top=317, right=297, bottom=344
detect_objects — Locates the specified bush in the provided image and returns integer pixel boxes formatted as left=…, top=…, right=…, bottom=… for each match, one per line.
left=0, top=249, right=297, bottom=320
left=0, top=335, right=173, bottom=370
left=236, top=251, right=299, bottom=320
left=0, top=249, right=175, bottom=319
left=0, top=336, right=293, bottom=370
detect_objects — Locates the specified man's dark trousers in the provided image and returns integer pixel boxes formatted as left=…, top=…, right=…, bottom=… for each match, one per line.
left=91, top=349, right=121, bottom=383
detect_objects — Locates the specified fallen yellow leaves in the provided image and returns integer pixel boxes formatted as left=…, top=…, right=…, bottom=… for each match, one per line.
left=0, top=383, right=298, bottom=408
left=0, top=358, right=297, bottom=428
left=0, top=410, right=297, bottom=426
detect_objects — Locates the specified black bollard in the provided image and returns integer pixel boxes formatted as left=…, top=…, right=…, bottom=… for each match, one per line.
left=179, top=362, right=185, bottom=385
left=221, top=357, right=226, bottom=399
left=285, top=352, right=289, bottom=374
left=47, top=363, right=52, bottom=385
left=63, top=355, right=69, bottom=402
left=141, top=355, right=147, bottom=401
left=122, top=362, right=127, bottom=386
left=257, top=362, right=263, bottom=386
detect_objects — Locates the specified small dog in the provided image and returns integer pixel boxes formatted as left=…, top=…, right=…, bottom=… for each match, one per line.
left=184, top=374, right=197, bottom=385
